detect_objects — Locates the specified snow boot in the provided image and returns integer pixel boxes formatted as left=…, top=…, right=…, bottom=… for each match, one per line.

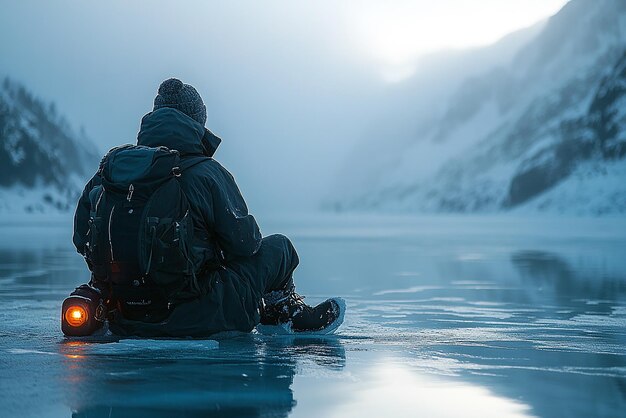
left=260, top=286, right=344, bottom=333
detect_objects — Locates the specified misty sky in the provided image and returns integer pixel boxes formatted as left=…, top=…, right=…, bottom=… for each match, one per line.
left=0, top=0, right=568, bottom=214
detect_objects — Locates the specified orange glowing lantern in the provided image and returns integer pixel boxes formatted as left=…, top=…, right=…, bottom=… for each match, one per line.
left=61, top=284, right=106, bottom=336
left=64, top=305, right=88, bottom=327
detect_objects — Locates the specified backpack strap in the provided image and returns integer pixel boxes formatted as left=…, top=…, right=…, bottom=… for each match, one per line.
left=85, top=185, right=107, bottom=278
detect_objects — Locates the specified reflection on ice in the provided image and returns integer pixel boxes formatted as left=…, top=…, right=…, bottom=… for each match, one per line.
left=328, top=361, right=533, bottom=418
left=59, top=335, right=346, bottom=418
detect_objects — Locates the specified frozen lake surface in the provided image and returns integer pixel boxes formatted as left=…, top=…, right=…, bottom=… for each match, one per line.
left=1, top=214, right=625, bottom=417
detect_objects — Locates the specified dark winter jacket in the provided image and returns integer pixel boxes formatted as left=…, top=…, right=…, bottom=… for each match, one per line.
left=73, top=107, right=262, bottom=264
left=72, top=107, right=263, bottom=336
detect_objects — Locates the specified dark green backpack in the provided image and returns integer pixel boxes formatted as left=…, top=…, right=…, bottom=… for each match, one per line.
left=85, top=145, right=207, bottom=320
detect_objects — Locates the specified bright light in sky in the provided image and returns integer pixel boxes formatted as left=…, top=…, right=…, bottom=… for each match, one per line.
left=348, top=0, right=569, bottom=82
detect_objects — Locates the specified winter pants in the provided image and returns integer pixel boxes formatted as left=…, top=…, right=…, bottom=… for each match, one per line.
left=225, top=233, right=300, bottom=296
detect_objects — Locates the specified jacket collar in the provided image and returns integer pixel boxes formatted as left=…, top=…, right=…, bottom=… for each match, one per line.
left=137, top=107, right=221, bottom=157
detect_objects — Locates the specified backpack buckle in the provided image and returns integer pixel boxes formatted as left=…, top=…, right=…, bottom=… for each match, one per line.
left=172, top=166, right=181, bottom=177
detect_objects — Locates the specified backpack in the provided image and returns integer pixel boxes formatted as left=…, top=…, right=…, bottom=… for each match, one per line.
left=85, top=144, right=207, bottom=319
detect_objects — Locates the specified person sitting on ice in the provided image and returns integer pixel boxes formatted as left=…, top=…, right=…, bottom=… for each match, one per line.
left=66, top=78, right=343, bottom=337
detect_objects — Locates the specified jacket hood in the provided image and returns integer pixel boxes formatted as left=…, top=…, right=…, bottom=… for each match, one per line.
left=137, top=107, right=221, bottom=157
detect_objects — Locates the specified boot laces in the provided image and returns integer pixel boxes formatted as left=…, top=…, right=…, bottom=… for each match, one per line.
left=289, top=291, right=313, bottom=315
left=288, top=291, right=305, bottom=305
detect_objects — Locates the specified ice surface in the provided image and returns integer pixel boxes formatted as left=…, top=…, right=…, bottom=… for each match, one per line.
left=85, top=339, right=219, bottom=354
left=0, top=214, right=625, bottom=417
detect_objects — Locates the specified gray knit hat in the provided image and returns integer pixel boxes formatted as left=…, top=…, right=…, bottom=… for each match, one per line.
left=153, top=78, right=207, bottom=125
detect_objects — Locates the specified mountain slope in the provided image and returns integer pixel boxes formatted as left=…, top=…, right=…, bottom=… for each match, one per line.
left=510, top=50, right=626, bottom=214
left=0, top=78, right=100, bottom=213
left=331, top=0, right=626, bottom=215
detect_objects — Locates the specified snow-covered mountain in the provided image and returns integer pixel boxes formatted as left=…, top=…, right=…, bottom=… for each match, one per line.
left=0, top=78, right=100, bottom=213
left=330, top=0, right=626, bottom=215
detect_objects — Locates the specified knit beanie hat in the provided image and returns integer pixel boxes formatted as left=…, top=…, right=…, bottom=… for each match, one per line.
left=153, top=78, right=207, bottom=125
